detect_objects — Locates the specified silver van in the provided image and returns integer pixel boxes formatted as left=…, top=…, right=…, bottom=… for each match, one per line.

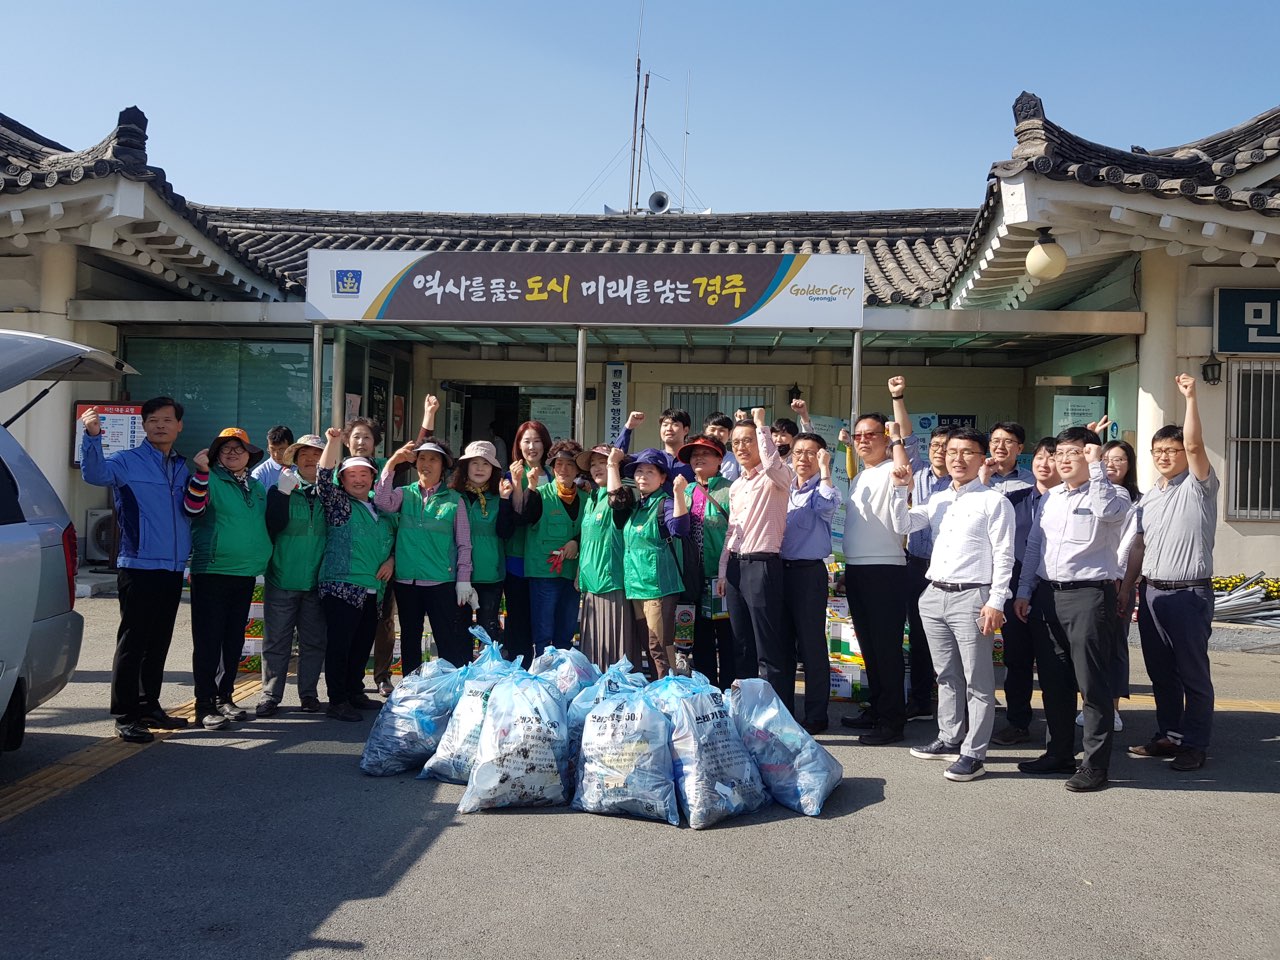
left=0, top=330, right=135, bottom=755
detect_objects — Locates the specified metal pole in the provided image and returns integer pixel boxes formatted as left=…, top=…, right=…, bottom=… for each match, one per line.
left=311, top=323, right=324, bottom=435
left=575, top=327, right=588, bottom=440
left=331, top=326, right=347, bottom=430
left=850, top=329, right=863, bottom=428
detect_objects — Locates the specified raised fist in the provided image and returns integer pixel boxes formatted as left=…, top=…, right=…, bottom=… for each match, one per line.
left=325, top=427, right=343, bottom=442
left=887, top=375, right=906, bottom=398
left=817, top=447, right=832, bottom=473
left=80, top=406, right=102, bottom=437
left=277, top=468, right=300, bottom=494
left=499, top=478, right=515, bottom=499
left=424, top=394, right=440, bottom=415
left=625, top=410, right=645, bottom=429
left=790, top=398, right=809, bottom=418
left=890, top=463, right=911, bottom=486
left=607, top=447, right=626, bottom=467
left=751, top=407, right=767, bottom=427
left=193, top=448, right=210, bottom=472
left=1175, top=373, right=1197, bottom=398
left=672, top=474, right=689, bottom=496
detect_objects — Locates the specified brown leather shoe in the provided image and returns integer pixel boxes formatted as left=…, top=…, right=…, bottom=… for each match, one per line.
left=1127, top=737, right=1184, bottom=758
left=1170, top=747, right=1206, bottom=771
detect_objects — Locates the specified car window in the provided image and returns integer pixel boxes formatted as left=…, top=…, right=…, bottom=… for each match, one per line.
left=0, top=455, right=25, bottom=525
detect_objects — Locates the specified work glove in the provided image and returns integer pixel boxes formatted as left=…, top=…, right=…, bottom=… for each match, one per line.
left=455, top=580, right=479, bottom=610
left=277, top=469, right=300, bottom=494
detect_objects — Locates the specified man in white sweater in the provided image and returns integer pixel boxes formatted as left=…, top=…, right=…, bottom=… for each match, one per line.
left=838, top=377, right=914, bottom=745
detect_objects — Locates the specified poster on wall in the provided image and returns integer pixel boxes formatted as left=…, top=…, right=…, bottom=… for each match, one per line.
left=393, top=396, right=405, bottom=439
left=530, top=398, right=573, bottom=443
left=605, top=362, right=627, bottom=445
left=447, top=402, right=463, bottom=455
left=909, top=413, right=939, bottom=435
left=370, top=381, right=389, bottom=436
left=72, top=402, right=144, bottom=466
left=1052, top=395, right=1105, bottom=432
left=344, top=393, right=361, bottom=421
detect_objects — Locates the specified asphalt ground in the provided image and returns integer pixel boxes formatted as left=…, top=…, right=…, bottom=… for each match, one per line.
left=0, top=597, right=1277, bottom=960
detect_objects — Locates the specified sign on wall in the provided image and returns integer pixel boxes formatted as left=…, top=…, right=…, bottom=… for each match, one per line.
left=529, top=398, right=573, bottom=443
left=306, top=250, right=864, bottom=329
left=604, top=362, right=627, bottom=444
left=1052, top=395, right=1105, bottom=431
left=1215, top=288, right=1280, bottom=355
left=72, top=402, right=143, bottom=466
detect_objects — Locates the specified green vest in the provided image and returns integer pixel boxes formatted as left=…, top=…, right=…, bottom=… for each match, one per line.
left=190, top=466, right=272, bottom=576
left=524, top=482, right=581, bottom=580
left=578, top=488, right=625, bottom=595
left=395, top=484, right=461, bottom=582
left=320, top=495, right=395, bottom=598
left=623, top=491, right=682, bottom=600
left=465, top=493, right=505, bottom=584
left=266, top=484, right=327, bottom=591
left=696, top=476, right=733, bottom=578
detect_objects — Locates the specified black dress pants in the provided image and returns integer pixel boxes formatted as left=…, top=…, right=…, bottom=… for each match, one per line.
left=322, top=593, right=379, bottom=705
left=724, top=553, right=784, bottom=685
left=781, top=559, right=830, bottom=725
left=693, top=614, right=734, bottom=689
left=112, top=568, right=185, bottom=721
left=502, top=572, right=532, bottom=667
left=190, top=573, right=256, bottom=705
left=1032, top=580, right=1115, bottom=772
left=395, top=581, right=469, bottom=672
left=457, top=581, right=503, bottom=659
left=904, top=556, right=938, bottom=706
left=1000, top=560, right=1036, bottom=730
left=846, top=563, right=909, bottom=731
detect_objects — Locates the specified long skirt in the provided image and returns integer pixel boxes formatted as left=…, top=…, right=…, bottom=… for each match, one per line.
left=579, top=588, right=641, bottom=671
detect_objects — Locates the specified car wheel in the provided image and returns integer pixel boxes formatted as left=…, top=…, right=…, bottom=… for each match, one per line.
left=0, top=683, right=25, bottom=752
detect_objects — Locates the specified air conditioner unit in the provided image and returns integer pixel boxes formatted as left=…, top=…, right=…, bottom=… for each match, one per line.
left=85, top=508, right=114, bottom=562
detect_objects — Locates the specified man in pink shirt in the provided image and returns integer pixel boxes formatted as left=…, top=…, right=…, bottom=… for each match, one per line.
left=718, top=407, right=792, bottom=685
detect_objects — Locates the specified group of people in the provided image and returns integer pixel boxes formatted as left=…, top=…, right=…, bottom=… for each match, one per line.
left=81, top=372, right=1220, bottom=794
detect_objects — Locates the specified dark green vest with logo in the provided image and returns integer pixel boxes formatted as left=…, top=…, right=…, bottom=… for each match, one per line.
left=623, top=491, right=681, bottom=600
left=578, top=487, right=625, bottom=595
left=465, top=493, right=505, bottom=584
left=266, top=484, right=326, bottom=592
left=320, top=496, right=395, bottom=599
left=524, top=483, right=581, bottom=581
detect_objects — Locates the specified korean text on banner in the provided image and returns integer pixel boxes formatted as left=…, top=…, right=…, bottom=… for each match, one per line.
left=605, top=363, right=628, bottom=444
left=73, top=403, right=144, bottom=466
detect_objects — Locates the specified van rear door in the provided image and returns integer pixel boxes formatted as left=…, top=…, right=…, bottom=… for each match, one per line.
left=0, top=454, right=40, bottom=711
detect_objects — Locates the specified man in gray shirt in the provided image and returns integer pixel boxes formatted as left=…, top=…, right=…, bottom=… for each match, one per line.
left=1120, top=374, right=1218, bottom=772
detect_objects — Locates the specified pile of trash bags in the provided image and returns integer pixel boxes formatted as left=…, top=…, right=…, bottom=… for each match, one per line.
left=360, top=635, right=843, bottom=829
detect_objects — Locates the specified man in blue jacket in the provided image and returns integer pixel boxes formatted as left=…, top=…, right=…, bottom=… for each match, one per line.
left=80, top=396, right=192, bottom=743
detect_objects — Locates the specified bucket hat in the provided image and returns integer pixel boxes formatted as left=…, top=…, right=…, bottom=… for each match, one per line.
left=209, top=427, right=264, bottom=469
left=283, top=433, right=325, bottom=465
left=457, top=440, right=502, bottom=471
left=622, top=447, right=670, bottom=480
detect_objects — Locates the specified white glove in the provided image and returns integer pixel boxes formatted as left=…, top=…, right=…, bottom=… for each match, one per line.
left=277, top=469, right=300, bottom=494
left=455, top=580, right=479, bottom=610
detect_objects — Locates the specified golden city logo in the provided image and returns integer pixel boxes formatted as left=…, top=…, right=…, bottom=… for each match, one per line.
left=788, top=283, right=859, bottom=302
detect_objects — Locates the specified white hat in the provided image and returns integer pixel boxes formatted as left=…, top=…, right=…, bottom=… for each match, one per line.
left=412, top=441, right=453, bottom=468
left=457, top=440, right=502, bottom=470
left=337, top=456, right=378, bottom=476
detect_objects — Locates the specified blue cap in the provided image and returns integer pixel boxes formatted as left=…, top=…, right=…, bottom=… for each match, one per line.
left=622, top=447, right=670, bottom=479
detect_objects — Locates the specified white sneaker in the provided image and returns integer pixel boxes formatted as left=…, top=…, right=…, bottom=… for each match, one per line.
left=1075, top=711, right=1084, bottom=727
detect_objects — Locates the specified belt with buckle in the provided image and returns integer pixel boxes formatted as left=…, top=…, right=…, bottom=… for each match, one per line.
left=1145, top=577, right=1212, bottom=591
left=930, top=581, right=989, bottom=593
left=730, top=551, right=777, bottom=562
left=1045, top=579, right=1109, bottom=591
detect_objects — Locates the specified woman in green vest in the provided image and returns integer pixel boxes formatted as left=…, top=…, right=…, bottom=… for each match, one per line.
left=184, top=427, right=274, bottom=730
left=449, top=440, right=514, bottom=652
left=575, top=444, right=640, bottom=669
left=503, top=419, right=552, bottom=665
left=375, top=439, right=473, bottom=671
left=677, top=434, right=736, bottom=686
left=316, top=428, right=396, bottom=722
left=606, top=447, right=690, bottom=680
left=514, top=439, right=584, bottom=659
left=257, top=433, right=328, bottom=718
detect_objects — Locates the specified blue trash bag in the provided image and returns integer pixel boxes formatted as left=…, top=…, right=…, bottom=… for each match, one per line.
left=360, top=659, right=466, bottom=776
left=572, top=686, right=679, bottom=826
left=567, top=655, right=649, bottom=774
left=646, top=670, right=710, bottom=718
left=669, top=684, right=770, bottom=830
left=529, top=644, right=603, bottom=703
left=727, top=678, right=843, bottom=816
left=419, top=635, right=517, bottom=783
left=458, top=671, right=570, bottom=813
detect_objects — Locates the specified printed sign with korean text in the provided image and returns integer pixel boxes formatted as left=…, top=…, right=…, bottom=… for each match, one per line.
left=73, top=402, right=144, bottom=466
left=306, top=250, right=864, bottom=329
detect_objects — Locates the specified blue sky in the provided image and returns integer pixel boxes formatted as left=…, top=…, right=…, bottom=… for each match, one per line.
left=8, top=1, right=1280, bottom=215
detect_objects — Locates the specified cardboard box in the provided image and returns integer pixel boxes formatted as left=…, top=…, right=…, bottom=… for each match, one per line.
left=829, top=658, right=867, bottom=703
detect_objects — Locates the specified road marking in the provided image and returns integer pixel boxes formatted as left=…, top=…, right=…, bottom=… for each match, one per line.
left=0, top=673, right=266, bottom=826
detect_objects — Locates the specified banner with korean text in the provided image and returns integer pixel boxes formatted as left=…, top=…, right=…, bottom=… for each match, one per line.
left=306, top=250, right=864, bottom=328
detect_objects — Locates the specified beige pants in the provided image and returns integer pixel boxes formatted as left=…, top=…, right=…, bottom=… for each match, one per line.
left=632, top=596, right=675, bottom=679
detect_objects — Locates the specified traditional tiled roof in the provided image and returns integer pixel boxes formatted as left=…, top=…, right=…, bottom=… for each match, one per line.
left=0, top=107, right=282, bottom=292
left=991, top=91, right=1280, bottom=214
left=193, top=206, right=974, bottom=306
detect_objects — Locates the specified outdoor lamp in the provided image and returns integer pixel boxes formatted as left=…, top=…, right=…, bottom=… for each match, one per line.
left=1201, top=353, right=1223, bottom=386
left=788, top=383, right=803, bottom=403
left=1025, top=228, right=1067, bottom=280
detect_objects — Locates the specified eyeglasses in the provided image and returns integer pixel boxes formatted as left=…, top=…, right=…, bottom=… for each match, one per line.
left=791, top=449, right=819, bottom=459
left=1101, top=457, right=1128, bottom=466
left=730, top=439, right=755, bottom=449
left=1053, top=449, right=1085, bottom=462
left=928, top=442, right=947, bottom=450
left=220, top=444, right=247, bottom=456
left=850, top=431, right=885, bottom=441
left=945, top=449, right=982, bottom=460
left=1152, top=447, right=1185, bottom=458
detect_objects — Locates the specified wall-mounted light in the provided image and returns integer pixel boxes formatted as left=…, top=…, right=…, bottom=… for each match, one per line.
left=787, top=382, right=803, bottom=403
left=1201, top=353, right=1223, bottom=386
left=1025, top=227, right=1068, bottom=280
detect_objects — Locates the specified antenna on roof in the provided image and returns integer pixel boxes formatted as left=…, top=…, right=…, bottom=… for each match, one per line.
left=680, top=71, right=690, bottom=215
left=626, top=1, right=644, bottom=215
